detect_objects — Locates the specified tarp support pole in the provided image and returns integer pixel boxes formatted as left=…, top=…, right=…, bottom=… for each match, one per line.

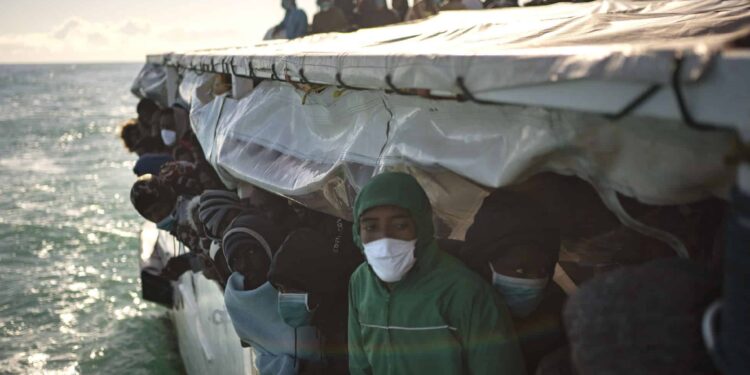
left=672, top=56, right=719, bottom=132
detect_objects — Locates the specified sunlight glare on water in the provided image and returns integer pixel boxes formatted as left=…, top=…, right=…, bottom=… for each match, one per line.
left=0, top=64, right=184, bottom=374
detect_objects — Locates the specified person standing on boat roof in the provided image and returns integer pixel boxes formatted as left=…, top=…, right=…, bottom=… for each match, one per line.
left=274, top=0, right=309, bottom=39
left=311, top=0, right=351, bottom=34
left=347, top=172, right=526, bottom=375
left=460, top=189, right=566, bottom=374
left=353, top=0, right=399, bottom=29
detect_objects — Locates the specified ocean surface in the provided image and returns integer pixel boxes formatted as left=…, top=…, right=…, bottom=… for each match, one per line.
left=0, top=64, right=185, bottom=374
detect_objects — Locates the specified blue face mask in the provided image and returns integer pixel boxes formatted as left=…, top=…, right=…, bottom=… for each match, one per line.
left=156, top=213, right=176, bottom=231
left=490, top=263, right=548, bottom=318
left=278, top=292, right=315, bottom=328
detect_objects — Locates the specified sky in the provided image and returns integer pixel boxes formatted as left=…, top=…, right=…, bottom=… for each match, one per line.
left=0, top=0, right=329, bottom=63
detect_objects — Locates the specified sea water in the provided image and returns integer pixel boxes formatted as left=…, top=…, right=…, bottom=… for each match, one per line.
left=0, top=64, right=184, bottom=374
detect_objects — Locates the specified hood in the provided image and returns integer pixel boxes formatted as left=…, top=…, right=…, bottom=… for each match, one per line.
left=268, top=228, right=363, bottom=295
left=352, top=172, right=435, bottom=255
left=460, top=189, right=560, bottom=273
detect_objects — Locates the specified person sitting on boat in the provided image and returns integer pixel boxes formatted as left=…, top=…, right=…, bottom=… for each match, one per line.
left=119, top=118, right=141, bottom=154
left=347, top=171, right=526, bottom=375
left=130, top=173, right=178, bottom=228
left=563, top=257, right=720, bottom=375
left=273, top=0, right=308, bottom=40
left=460, top=189, right=566, bottom=374
left=353, top=0, right=399, bottom=29
left=136, top=98, right=160, bottom=137
left=268, top=217, right=364, bottom=374
left=222, top=213, right=323, bottom=375
left=311, top=0, right=351, bottom=34
left=441, top=0, right=468, bottom=10
left=405, top=0, right=441, bottom=21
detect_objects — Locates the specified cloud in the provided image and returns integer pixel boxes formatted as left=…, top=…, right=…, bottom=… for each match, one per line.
left=53, top=18, right=83, bottom=39
left=119, top=20, right=151, bottom=35
left=0, top=17, right=254, bottom=63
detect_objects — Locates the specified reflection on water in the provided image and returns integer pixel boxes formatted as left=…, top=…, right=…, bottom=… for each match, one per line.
left=0, top=64, right=184, bottom=374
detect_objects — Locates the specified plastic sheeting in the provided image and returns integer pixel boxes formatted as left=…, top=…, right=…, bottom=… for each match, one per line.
left=131, top=63, right=169, bottom=107
left=188, top=80, right=734, bottom=239
left=149, top=1, right=750, bottom=103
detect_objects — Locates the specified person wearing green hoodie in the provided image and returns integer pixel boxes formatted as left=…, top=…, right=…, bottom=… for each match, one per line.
left=348, top=172, right=526, bottom=375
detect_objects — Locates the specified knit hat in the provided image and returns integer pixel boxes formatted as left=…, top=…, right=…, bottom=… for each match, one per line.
left=198, top=190, right=245, bottom=239
left=563, top=258, right=719, bottom=375
left=460, top=189, right=560, bottom=276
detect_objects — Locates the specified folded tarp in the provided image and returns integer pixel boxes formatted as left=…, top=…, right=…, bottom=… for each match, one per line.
left=145, top=0, right=750, bottom=128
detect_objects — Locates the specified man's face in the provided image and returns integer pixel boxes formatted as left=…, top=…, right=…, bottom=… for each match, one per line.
left=359, top=205, right=417, bottom=244
left=145, top=202, right=174, bottom=223
left=230, top=248, right=270, bottom=290
left=490, top=244, right=552, bottom=279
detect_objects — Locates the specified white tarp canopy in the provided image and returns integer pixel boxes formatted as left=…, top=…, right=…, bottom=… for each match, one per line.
left=146, top=0, right=750, bottom=128
left=132, top=0, right=748, bottom=250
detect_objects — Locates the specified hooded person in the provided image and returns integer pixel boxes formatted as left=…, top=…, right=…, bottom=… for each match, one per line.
left=460, top=189, right=566, bottom=374
left=563, top=258, right=720, bottom=375
left=222, top=213, right=323, bottom=375
left=311, top=0, right=351, bottom=34
left=347, top=172, right=526, bottom=375
left=274, top=0, right=308, bottom=39
left=353, top=0, right=399, bottom=29
left=269, top=225, right=364, bottom=374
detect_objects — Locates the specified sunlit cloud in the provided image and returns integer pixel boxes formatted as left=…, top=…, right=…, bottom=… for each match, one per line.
left=1, top=16, right=264, bottom=63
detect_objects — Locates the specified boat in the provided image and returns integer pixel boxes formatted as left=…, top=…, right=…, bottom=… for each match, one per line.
left=130, top=1, right=750, bottom=373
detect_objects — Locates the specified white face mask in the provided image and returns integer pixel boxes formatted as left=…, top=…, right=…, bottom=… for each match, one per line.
left=363, top=238, right=417, bottom=283
left=161, top=129, right=177, bottom=146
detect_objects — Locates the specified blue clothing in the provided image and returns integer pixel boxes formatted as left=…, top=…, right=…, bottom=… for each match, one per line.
left=282, top=9, right=308, bottom=39
left=720, top=188, right=750, bottom=374
left=224, top=274, right=321, bottom=375
left=133, top=153, right=172, bottom=176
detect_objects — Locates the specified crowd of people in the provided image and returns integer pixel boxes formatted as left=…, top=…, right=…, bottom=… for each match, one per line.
left=118, top=54, right=746, bottom=375
left=266, top=0, right=581, bottom=40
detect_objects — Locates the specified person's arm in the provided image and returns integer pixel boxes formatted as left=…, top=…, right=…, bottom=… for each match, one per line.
left=348, top=278, right=372, bottom=375
left=459, top=288, right=527, bottom=375
left=720, top=162, right=750, bottom=374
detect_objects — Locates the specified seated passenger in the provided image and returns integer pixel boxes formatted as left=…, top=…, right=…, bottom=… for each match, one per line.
left=136, top=98, right=160, bottom=137
left=348, top=172, right=525, bottom=374
left=441, top=0, right=468, bottom=10
left=133, top=152, right=173, bottom=177
left=353, top=0, right=399, bottom=29
left=392, top=0, right=409, bottom=20
left=274, top=0, right=308, bottom=40
left=405, top=0, right=440, bottom=20
left=563, top=258, right=720, bottom=375
left=119, top=119, right=141, bottom=154
left=461, top=189, right=566, bottom=374
left=222, top=213, right=322, bottom=375
left=158, top=160, right=226, bottom=196
left=130, top=174, right=177, bottom=227
left=311, top=0, right=351, bottom=34
left=198, top=189, right=248, bottom=241
left=268, top=224, right=364, bottom=374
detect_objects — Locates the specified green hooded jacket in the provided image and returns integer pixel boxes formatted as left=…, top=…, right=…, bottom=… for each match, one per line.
left=348, top=172, right=526, bottom=375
